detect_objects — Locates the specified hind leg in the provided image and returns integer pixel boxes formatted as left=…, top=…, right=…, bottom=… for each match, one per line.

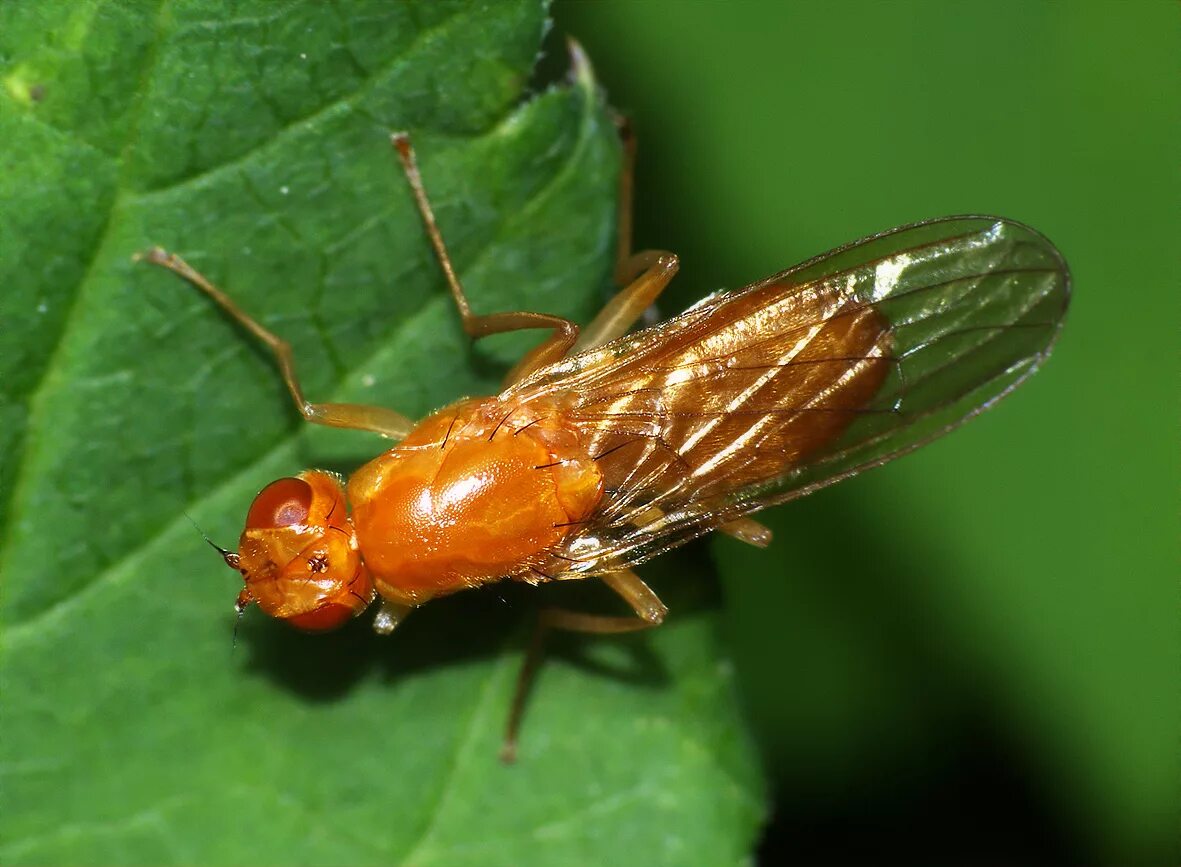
left=500, top=569, right=667, bottom=762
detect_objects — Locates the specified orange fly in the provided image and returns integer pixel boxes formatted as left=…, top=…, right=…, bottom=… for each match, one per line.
left=137, top=71, right=1069, bottom=760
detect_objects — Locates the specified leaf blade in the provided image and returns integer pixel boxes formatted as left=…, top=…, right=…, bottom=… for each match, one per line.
left=0, top=3, right=765, bottom=864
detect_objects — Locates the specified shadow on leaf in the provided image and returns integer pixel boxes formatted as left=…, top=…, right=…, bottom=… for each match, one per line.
left=234, top=546, right=719, bottom=704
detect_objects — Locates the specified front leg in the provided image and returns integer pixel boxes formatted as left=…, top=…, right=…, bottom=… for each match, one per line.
left=136, top=248, right=415, bottom=439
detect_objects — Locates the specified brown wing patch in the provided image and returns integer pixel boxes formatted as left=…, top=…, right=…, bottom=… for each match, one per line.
left=576, top=284, right=891, bottom=504
left=508, top=274, right=892, bottom=564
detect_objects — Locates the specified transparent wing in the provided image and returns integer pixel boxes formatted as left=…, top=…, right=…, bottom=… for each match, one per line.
left=507, top=216, right=1070, bottom=575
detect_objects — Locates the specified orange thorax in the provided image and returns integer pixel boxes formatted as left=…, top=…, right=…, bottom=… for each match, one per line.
left=347, top=397, right=603, bottom=605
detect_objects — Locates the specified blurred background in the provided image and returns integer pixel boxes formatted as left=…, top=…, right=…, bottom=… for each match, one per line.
left=553, top=2, right=1177, bottom=864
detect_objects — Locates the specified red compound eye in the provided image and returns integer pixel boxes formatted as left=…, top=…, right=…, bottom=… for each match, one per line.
left=285, top=603, right=356, bottom=633
left=245, top=477, right=313, bottom=530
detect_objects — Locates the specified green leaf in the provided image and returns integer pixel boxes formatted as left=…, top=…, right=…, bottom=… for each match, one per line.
left=0, top=3, right=764, bottom=864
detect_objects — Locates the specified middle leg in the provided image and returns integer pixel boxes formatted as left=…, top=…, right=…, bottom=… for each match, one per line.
left=392, top=117, right=681, bottom=381
left=575, top=115, right=680, bottom=352
left=392, top=133, right=581, bottom=383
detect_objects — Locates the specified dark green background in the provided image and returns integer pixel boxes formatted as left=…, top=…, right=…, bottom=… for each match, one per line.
left=557, top=1, right=1177, bottom=863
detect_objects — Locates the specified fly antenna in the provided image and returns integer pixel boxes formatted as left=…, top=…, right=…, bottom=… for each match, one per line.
left=183, top=511, right=245, bottom=651
left=183, top=512, right=240, bottom=569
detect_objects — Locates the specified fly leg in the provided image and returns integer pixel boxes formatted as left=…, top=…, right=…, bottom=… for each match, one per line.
left=394, top=98, right=679, bottom=383
left=372, top=599, right=414, bottom=635
left=574, top=112, right=679, bottom=352
left=628, top=499, right=774, bottom=551
left=719, top=517, right=773, bottom=548
left=135, top=248, right=414, bottom=439
left=392, top=132, right=581, bottom=384
left=500, top=569, right=667, bottom=762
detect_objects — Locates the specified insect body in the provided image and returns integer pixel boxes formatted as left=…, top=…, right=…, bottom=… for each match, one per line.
left=140, top=116, right=1068, bottom=757
left=348, top=394, right=603, bottom=607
